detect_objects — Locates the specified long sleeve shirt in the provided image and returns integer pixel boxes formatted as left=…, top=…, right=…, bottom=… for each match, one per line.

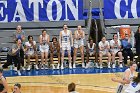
left=121, top=39, right=132, bottom=49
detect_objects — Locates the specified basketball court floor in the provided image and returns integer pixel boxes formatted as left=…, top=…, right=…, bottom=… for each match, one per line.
left=3, top=66, right=138, bottom=93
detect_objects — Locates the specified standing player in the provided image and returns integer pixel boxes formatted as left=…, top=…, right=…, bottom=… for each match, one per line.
left=86, top=39, right=97, bottom=68
left=112, top=62, right=137, bottom=93
left=59, top=24, right=73, bottom=69
left=124, top=72, right=140, bottom=93
left=99, top=36, right=111, bottom=68
left=39, top=29, right=50, bottom=69
left=50, top=37, right=60, bottom=69
left=73, top=25, right=85, bottom=68
left=110, top=34, right=123, bottom=68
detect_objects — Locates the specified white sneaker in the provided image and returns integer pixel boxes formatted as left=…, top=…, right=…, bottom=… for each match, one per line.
left=13, top=67, right=17, bottom=71
left=22, top=67, right=25, bottom=71
left=112, top=64, right=116, bottom=68
left=56, top=64, right=60, bottom=69
left=52, top=64, right=55, bottom=69
left=35, top=65, right=39, bottom=70
left=41, top=65, right=44, bottom=69
left=44, top=65, right=48, bottom=69
left=61, top=65, right=64, bottom=69
left=100, top=64, right=103, bottom=69
left=27, top=65, right=31, bottom=71
left=69, top=63, right=72, bottom=69
left=82, top=63, right=85, bottom=68
left=108, top=62, right=111, bottom=68
left=17, top=70, right=21, bottom=76
left=119, top=64, right=123, bottom=68
left=85, top=63, right=90, bottom=68
left=95, top=63, right=99, bottom=68
left=73, top=63, right=76, bottom=68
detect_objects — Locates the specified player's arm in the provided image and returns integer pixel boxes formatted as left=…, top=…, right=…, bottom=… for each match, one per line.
left=39, top=35, right=43, bottom=45
left=81, top=31, right=85, bottom=39
left=59, top=31, right=62, bottom=48
left=49, top=43, right=53, bottom=52
left=47, top=35, right=50, bottom=45
left=86, top=44, right=89, bottom=53
left=99, top=42, right=103, bottom=51
left=74, top=31, right=78, bottom=40
left=107, top=41, right=110, bottom=49
left=1, top=78, right=8, bottom=93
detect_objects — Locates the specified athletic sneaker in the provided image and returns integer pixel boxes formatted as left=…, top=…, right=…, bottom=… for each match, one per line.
left=119, top=64, right=123, bottom=68
left=95, top=63, right=99, bottom=68
left=56, top=64, right=60, bottom=69
left=108, top=62, right=111, bottom=68
left=112, top=64, right=116, bottom=68
left=100, top=64, right=103, bottom=69
left=61, top=65, right=64, bottom=69
left=82, top=63, right=85, bottom=68
left=13, top=67, right=17, bottom=71
left=44, top=64, right=48, bottom=69
left=35, top=65, right=39, bottom=70
left=73, top=63, right=76, bottom=68
left=52, top=64, right=55, bottom=69
left=17, top=70, right=21, bottom=76
left=85, top=63, right=90, bottom=68
left=27, top=65, right=31, bottom=71
left=21, top=67, right=25, bottom=71
left=41, top=64, right=44, bottom=69
left=69, top=63, right=72, bottom=69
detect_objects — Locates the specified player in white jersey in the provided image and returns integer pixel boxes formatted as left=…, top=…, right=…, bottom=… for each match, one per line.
left=39, top=29, right=50, bottom=69
left=110, top=34, right=123, bottom=68
left=59, top=24, right=73, bottom=69
left=73, top=25, right=85, bottom=68
left=112, top=62, right=137, bottom=93
left=99, top=36, right=111, bottom=68
left=124, top=72, right=140, bottom=93
left=86, top=39, right=97, bottom=68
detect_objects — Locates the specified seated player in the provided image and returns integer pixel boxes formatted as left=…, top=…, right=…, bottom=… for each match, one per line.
left=110, top=34, right=123, bottom=68
left=73, top=25, right=85, bottom=68
left=25, top=35, right=39, bottom=70
left=86, top=39, right=96, bottom=68
left=50, top=37, right=60, bottom=69
left=99, top=36, right=111, bottom=68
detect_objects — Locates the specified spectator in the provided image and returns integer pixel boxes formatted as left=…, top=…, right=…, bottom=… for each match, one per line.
left=25, top=35, right=39, bottom=70
left=86, top=39, right=97, bottom=68
left=0, top=68, right=8, bottom=93
left=121, top=34, right=134, bottom=65
left=110, top=34, right=123, bottom=68
left=2, top=39, right=25, bottom=75
left=73, top=25, right=85, bottom=68
left=68, top=82, right=79, bottom=93
left=99, top=36, right=111, bottom=68
left=50, top=37, right=60, bottom=69
left=39, top=29, right=50, bottom=69
left=13, top=25, right=25, bottom=43
left=134, top=25, right=140, bottom=68
left=59, top=24, right=73, bottom=69
left=124, top=72, right=140, bottom=93
left=13, top=83, right=21, bottom=93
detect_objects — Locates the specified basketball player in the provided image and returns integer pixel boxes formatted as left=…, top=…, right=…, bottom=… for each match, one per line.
left=86, top=39, right=97, bottom=68
left=13, top=83, right=21, bottom=93
left=50, top=37, right=60, bottom=69
left=73, top=25, right=85, bottom=68
left=0, top=68, right=8, bottom=93
left=68, top=82, right=79, bottom=93
left=99, top=36, right=111, bottom=68
left=112, top=62, right=137, bottom=93
left=124, top=72, right=140, bottom=93
left=25, top=35, right=39, bottom=70
left=39, top=29, right=50, bottom=69
left=110, top=34, right=123, bottom=68
left=59, top=24, right=73, bottom=69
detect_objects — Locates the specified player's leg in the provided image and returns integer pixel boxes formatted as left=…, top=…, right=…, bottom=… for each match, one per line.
left=79, top=45, right=85, bottom=68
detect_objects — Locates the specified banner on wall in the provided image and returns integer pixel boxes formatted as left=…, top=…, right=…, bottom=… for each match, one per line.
left=104, top=0, right=140, bottom=19
left=0, top=0, right=83, bottom=22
